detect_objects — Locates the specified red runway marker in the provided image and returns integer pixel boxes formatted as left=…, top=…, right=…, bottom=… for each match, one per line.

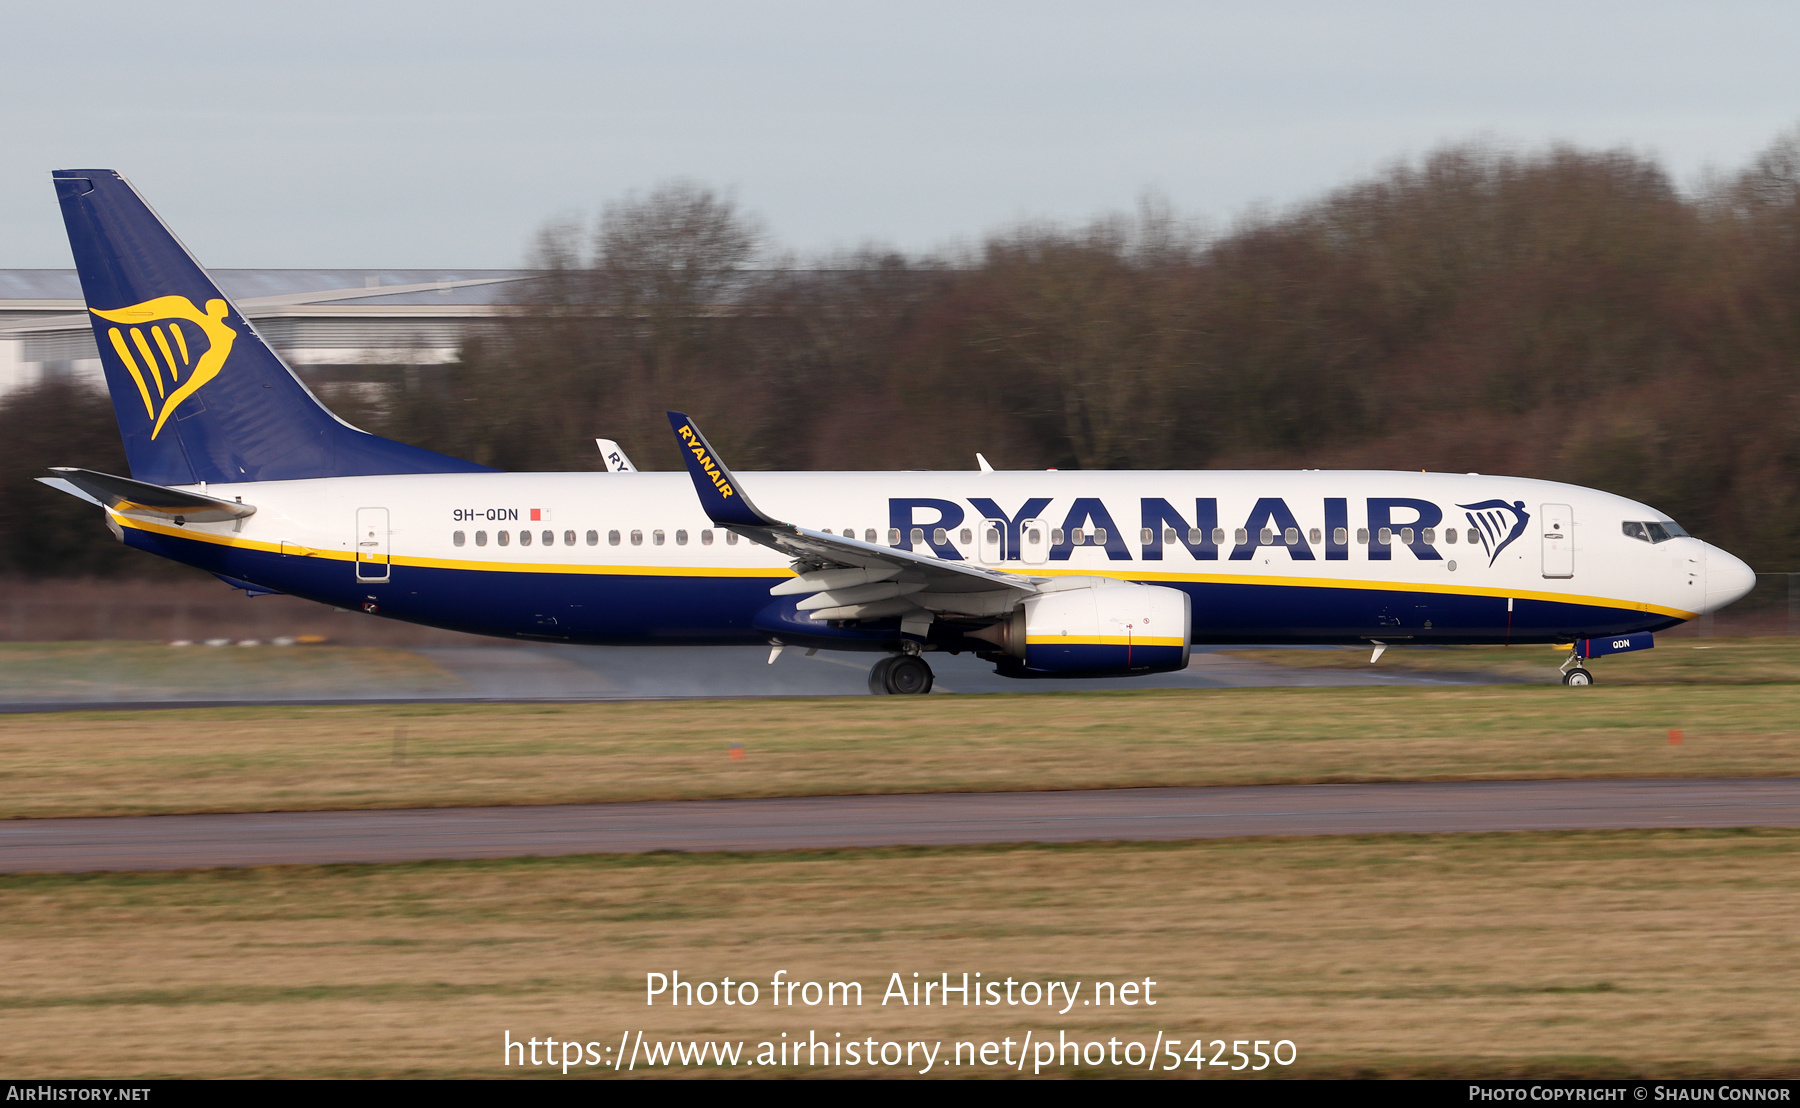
left=1669, top=729, right=1683, bottom=745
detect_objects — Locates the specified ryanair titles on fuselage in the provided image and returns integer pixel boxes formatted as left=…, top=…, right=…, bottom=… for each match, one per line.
left=882, top=494, right=1522, bottom=564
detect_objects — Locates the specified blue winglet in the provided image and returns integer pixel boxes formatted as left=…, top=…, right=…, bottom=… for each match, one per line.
left=667, top=412, right=780, bottom=527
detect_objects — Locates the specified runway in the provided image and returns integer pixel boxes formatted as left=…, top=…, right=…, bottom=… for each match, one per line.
left=2, top=777, right=1796, bottom=873
left=0, top=642, right=1523, bottom=713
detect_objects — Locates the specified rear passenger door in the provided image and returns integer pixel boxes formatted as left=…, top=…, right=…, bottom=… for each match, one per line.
left=355, top=507, right=390, bottom=582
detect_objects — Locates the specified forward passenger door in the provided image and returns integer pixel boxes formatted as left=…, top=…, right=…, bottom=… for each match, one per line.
left=1541, top=503, right=1573, bottom=579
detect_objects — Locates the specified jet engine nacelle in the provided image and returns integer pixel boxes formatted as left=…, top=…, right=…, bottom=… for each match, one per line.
left=972, top=577, right=1191, bottom=678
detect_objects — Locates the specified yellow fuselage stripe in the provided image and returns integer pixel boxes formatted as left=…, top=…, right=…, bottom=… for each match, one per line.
left=1028, top=636, right=1186, bottom=647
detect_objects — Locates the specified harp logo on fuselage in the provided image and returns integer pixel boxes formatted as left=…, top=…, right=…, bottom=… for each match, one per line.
left=91, top=296, right=238, bottom=440
left=1458, top=499, right=1531, bottom=566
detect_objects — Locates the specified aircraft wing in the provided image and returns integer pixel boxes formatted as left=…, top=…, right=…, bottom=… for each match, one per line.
left=666, top=412, right=1037, bottom=621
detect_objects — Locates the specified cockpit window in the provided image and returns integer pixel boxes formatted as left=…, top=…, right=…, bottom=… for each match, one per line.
left=1623, top=520, right=1688, bottom=544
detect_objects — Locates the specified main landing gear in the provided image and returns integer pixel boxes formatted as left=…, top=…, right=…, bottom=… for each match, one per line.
left=869, top=654, right=934, bottom=695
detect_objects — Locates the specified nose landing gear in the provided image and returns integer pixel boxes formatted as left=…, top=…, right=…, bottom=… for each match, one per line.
left=868, top=654, right=935, bottom=695
left=1559, top=651, right=1594, bottom=685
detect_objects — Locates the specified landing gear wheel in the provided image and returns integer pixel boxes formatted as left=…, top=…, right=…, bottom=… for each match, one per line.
left=868, top=654, right=935, bottom=695
left=885, top=655, right=934, bottom=694
left=1563, top=667, right=1594, bottom=686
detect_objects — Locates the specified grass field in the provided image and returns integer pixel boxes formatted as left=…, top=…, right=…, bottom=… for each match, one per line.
left=3, top=682, right=1798, bottom=819
left=5, top=639, right=1796, bottom=1078
left=1, top=830, right=1795, bottom=1077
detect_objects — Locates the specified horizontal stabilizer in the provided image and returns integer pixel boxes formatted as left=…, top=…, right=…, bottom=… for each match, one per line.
left=39, top=467, right=256, bottom=523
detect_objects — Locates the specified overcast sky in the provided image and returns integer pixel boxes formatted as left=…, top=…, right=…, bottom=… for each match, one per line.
left=5, top=1, right=1798, bottom=268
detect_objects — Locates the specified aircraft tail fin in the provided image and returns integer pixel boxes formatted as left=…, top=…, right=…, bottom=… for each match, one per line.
left=52, top=169, right=493, bottom=486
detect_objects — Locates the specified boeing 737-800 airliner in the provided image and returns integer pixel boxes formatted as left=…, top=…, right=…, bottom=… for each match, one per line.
left=39, top=170, right=1757, bottom=693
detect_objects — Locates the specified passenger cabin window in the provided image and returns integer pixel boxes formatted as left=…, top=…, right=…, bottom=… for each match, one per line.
left=1187, top=528, right=1203, bottom=544
left=1444, top=527, right=1457, bottom=544
left=887, top=529, right=900, bottom=545
left=653, top=530, right=666, bottom=546
left=475, top=531, right=488, bottom=547
left=1071, top=529, right=1085, bottom=546
left=1399, top=527, right=1414, bottom=544
left=933, top=527, right=947, bottom=545
left=910, top=527, right=925, bottom=545
left=565, top=530, right=576, bottom=546
left=961, top=528, right=973, bottom=544
left=1308, top=528, right=1321, bottom=544
left=1092, top=528, right=1107, bottom=545
left=608, top=530, right=620, bottom=545
left=701, top=530, right=713, bottom=545
left=1283, top=527, right=1298, bottom=544
left=1377, top=527, right=1392, bottom=545
left=630, top=530, right=643, bottom=546
left=1421, top=527, right=1435, bottom=544
left=542, top=530, right=553, bottom=546
left=864, top=529, right=877, bottom=543
left=1259, top=528, right=1274, bottom=544
left=453, top=531, right=465, bottom=547
left=586, top=530, right=599, bottom=546
left=1356, top=528, right=1369, bottom=544
left=1334, top=527, right=1348, bottom=545
left=519, top=530, right=531, bottom=546
left=675, top=529, right=688, bottom=546
left=1212, top=528, right=1226, bottom=545
left=726, top=532, right=739, bottom=545
left=498, top=531, right=510, bottom=547
left=1235, top=529, right=1248, bottom=545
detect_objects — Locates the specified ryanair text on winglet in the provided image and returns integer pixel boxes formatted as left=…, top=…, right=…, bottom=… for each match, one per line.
left=677, top=424, right=736, bottom=500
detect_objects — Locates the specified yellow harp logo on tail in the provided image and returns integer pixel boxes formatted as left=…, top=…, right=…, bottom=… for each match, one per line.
left=90, top=296, right=237, bottom=440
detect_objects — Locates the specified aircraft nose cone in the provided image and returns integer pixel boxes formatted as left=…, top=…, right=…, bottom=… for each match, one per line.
left=1702, top=545, right=1756, bottom=614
